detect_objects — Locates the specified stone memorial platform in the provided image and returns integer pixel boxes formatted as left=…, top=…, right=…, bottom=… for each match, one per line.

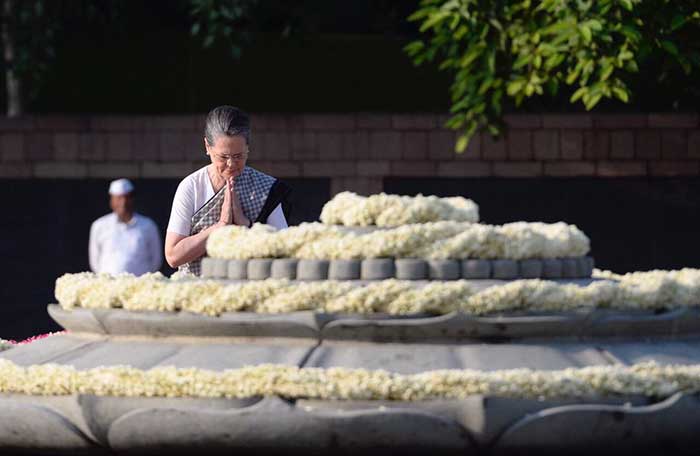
left=2, top=300, right=700, bottom=455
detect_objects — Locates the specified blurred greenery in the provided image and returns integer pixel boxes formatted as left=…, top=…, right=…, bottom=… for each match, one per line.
left=1, top=0, right=698, bottom=117
left=406, top=0, right=700, bottom=151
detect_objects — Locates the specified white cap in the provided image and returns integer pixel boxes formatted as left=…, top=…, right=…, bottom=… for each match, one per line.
left=108, top=178, right=134, bottom=196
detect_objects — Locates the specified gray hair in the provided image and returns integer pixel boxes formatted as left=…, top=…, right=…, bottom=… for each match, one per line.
left=204, top=105, right=251, bottom=146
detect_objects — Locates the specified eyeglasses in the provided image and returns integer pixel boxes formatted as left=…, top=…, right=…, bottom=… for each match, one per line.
left=213, top=152, right=248, bottom=164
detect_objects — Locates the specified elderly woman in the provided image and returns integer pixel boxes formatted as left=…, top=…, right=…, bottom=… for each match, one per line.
left=165, top=106, right=290, bottom=275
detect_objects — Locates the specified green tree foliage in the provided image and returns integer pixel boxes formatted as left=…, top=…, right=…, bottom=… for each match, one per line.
left=189, top=0, right=258, bottom=59
left=405, top=0, right=700, bottom=152
left=0, top=0, right=122, bottom=116
left=1, top=0, right=58, bottom=115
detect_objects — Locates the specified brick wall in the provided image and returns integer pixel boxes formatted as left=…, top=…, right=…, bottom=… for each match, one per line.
left=1, top=113, right=698, bottom=194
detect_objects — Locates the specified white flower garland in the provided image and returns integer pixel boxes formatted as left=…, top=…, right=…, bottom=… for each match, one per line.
left=55, top=269, right=700, bottom=317
left=0, top=359, right=696, bottom=400
left=319, top=192, right=480, bottom=226
left=206, top=221, right=590, bottom=260
left=0, top=339, right=14, bottom=352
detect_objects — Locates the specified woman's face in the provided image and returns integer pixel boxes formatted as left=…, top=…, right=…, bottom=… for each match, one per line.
left=205, top=135, right=248, bottom=179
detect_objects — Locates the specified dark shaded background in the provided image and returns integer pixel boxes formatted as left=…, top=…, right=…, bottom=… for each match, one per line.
left=8, top=0, right=699, bottom=114
left=0, top=177, right=329, bottom=339
left=1, top=176, right=699, bottom=339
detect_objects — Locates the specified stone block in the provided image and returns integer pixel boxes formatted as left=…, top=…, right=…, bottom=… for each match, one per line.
left=248, top=259, right=273, bottom=280
left=25, top=132, right=53, bottom=160
left=542, top=259, right=563, bottom=279
left=271, top=259, right=298, bottom=279
left=390, top=161, right=436, bottom=177
left=544, top=161, right=595, bottom=177
left=562, top=258, right=580, bottom=278
left=47, top=305, right=106, bottom=335
left=436, top=161, right=492, bottom=177
left=53, top=133, right=79, bottom=161
left=648, top=113, right=699, bottom=128
left=610, top=130, right=635, bottom=159
left=395, top=258, right=428, bottom=280
left=580, top=256, right=595, bottom=277
left=401, top=132, right=428, bottom=160
left=519, top=259, right=543, bottom=279
left=302, top=114, right=356, bottom=130
left=361, top=258, right=395, bottom=280
left=227, top=260, right=248, bottom=280
left=141, top=162, right=195, bottom=178
left=106, top=133, right=132, bottom=161
left=661, top=130, right=688, bottom=159
left=504, top=114, right=541, bottom=128
left=649, top=161, right=699, bottom=177
left=0, top=401, right=94, bottom=450
left=428, top=130, right=457, bottom=160
left=315, top=132, right=343, bottom=160
left=369, top=131, right=401, bottom=160
left=541, top=114, right=592, bottom=129
left=297, top=259, right=330, bottom=280
left=302, top=161, right=356, bottom=177
left=583, top=130, right=610, bottom=160
left=392, top=114, right=436, bottom=130
left=87, top=163, right=140, bottom=178
left=0, top=163, right=31, bottom=177
left=507, top=131, right=532, bottom=160
left=33, top=162, right=87, bottom=178
left=560, top=131, right=583, bottom=160
left=0, top=133, right=24, bottom=161
left=357, top=113, right=392, bottom=129
left=428, top=259, right=460, bottom=280
left=78, top=133, right=107, bottom=161
left=357, top=160, right=391, bottom=177
left=492, top=260, right=518, bottom=280
left=290, top=132, right=317, bottom=160
left=461, top=259, right=491, bottom=279
left=341, top=131, right=371, bottom=159
left=593, top=114, right=648, bottom=129
left=533, top=130, right=560, bottom=159
left=596, top=161, right=647, bottom=177
left=328, top=260, right=361, bottom=280
left=481, top=134, right=507, bottom=160
left=635, top=131, right=661, bottom=159
left=252, top=161, right=301, bottom=178
left=258, top=132, right=291, bottom=161
left=493, top=161, right=542, bottom=177
left=201, top=257, right=227, bottom=278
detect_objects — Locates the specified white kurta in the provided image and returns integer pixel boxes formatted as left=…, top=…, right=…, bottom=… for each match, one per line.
left=89, top=213, right=163, bottom=275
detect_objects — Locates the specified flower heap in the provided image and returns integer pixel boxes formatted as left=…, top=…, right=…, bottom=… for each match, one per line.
left=56, top=268, right=700, bottom=317
left=0, top=359, right=698, bottom=400
left=206, top=221, right=590, bottom=260
left=319, top=192, right=480, bottom=227
left=0, top=339, right=14, bottom=352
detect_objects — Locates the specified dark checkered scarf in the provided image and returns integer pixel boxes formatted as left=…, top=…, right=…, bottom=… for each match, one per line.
left=180, top=166, right=276, bottom=276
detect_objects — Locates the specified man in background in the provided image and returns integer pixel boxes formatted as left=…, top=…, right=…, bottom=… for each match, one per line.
left=89, top=178, right=162, bottom=275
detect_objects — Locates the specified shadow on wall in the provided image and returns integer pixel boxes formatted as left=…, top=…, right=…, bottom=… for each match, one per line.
left=385, top=177, right=700, bottom=273
left=0, top=177, right=329, bottom=340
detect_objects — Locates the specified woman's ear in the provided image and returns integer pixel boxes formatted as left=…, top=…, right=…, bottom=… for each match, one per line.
left=204, top=137, right=210, bottom=155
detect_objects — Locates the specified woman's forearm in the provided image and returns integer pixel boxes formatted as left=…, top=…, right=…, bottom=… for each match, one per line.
left=166, top=222, right=224, bottom=268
